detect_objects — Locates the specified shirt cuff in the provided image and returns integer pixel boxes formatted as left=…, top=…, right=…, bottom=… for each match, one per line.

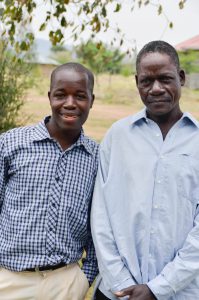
left=111, top=277, right=136, bottom=293
left=147, top=274, right=175, bottom=300
left=82, top=262, right=98, bottom=286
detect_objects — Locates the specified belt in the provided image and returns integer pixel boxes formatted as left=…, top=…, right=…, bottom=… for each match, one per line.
left=25, top=262, right=67, bottom=272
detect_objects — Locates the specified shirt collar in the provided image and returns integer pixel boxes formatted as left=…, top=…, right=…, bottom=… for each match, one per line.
left=32, top=116, right=93, bottom=154
left=130, top=108, right=199, bottom=128
left=32, top=117, right=51, bottom=141
left=182, top=112, right=199, bottom=128
left=130, top=108, right=147, bottom=125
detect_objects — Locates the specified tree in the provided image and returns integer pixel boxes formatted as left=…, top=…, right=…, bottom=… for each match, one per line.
left=76, top=40, right=124, bottom=83
left=178, top=50, right=199, bottom=74
left=50, top=45, right=73, bottom=64
left=0, top=0, right=187, bottom=54
left=0, top=41, right=31, bottom=133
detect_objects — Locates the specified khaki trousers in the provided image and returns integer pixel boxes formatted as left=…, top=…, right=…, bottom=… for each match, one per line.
left=0, top=263, right=89, bottom=300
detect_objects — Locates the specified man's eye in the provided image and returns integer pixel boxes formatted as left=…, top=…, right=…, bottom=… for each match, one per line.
left=76, top=94, right=86, bottom=100
left=140, top=79, right=151, bottom=86
left=55, top=94, right=65, bottom=99
left=161, top=78, right=172, bottom=83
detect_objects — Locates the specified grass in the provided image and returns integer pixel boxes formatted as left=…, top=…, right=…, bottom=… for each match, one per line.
left=21, top=65, right=199, bottom=299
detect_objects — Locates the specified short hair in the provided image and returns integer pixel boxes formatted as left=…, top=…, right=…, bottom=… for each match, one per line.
left=136, top=40, right=180, bottom=72
left=50, top=62, right=94, bottom=94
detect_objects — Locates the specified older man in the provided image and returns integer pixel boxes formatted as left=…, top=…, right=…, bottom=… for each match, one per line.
left=91, top=41, right=199, bottom=300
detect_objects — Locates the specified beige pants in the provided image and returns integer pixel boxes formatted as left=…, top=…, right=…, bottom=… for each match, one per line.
left=0, top=263, right=89, bottom=300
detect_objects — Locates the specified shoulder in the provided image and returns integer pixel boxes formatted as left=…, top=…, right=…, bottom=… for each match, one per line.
left=107, top=115, right=133, bottom=136
left=101, top=115, right=133, bottom=148
left=0, top=125, right=35, bottom=148
left=84, top=135, right=99, bottom=157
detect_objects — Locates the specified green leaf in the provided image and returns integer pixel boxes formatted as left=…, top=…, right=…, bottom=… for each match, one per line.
left=101, top=6, right=106, bottom=17
left=96, top=42, right=102, bottom=49
left=179, top=0, right=185, bottom=9
left=0, top=8, right=4, bottom=16
left=39, top=23, right=46, bottom=31
left=114, top=3, right=121, bottom=12
left=158, top=5, right=162, bottom=15
left=61, top=16, right=67, bottom=27
left=20, top=41, right=29, bottom=51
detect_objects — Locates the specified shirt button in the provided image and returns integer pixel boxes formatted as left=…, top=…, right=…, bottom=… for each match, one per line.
left=157, top=179, right=161, bottom=184
left=151, top=229, right=155, bottom=234
left=160, top=155, right=164, bottom=159
left=153, top=205, right=158, bottom=209
left=156, top=133, right=160, bottom=137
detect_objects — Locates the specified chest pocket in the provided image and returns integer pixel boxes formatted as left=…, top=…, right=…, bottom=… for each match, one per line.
left=174, top=154, right=199, bottom=205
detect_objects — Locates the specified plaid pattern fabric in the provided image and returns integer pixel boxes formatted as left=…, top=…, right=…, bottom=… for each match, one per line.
left=0, top=118, right=99, bottom=284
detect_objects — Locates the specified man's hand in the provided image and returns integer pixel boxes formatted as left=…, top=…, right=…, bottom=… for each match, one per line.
left=114, top=284, right=156, bottom=300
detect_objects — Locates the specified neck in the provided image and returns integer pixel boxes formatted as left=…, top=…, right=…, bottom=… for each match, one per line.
left=46, top=121, right=81, bottom=151
left=147, top=109, right=183, bottom=139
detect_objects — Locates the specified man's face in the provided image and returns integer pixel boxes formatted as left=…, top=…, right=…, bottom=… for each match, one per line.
left=135, top=52, right=185, bottom=118
left=48, top=69, right=94, bottom=134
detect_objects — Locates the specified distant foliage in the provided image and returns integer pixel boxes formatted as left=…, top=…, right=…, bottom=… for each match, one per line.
left=178, top=50, right=199, bottom=74
left=76, top=40, right=124, bottom=75
left=0, top=0, right=187, bottom=53
left=50, top=45, right=73, bottom=65
left=0, top=42, right=30, bottom=133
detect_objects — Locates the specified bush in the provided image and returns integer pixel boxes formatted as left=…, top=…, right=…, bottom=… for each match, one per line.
left=0, top=42, right=31, bottom=133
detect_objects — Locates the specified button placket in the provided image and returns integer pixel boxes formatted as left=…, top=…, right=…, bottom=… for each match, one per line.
left=45, top=154, right=65, bottom=255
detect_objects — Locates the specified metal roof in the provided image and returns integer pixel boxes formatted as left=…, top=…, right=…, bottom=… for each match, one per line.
left=175, top=35, right=199, bottom=51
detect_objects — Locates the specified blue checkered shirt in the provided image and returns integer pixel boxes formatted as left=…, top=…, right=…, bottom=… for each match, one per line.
left=0, top=117, right=99, bottom=284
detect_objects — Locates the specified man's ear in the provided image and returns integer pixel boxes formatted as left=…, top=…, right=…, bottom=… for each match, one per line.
left=135, top=74, right=138, bottom=87
left=90, top=94, right=95, bottom=108
left=179, top=69, right=185, bottom=86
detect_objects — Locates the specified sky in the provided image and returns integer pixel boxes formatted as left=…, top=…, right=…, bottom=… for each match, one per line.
left=32, top=0, right=199, bottom=51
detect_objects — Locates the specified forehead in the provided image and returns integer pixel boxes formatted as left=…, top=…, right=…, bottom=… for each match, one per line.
left=51, top=68, right=89, bottom=88
left=137, top=52, right=176, bottom=73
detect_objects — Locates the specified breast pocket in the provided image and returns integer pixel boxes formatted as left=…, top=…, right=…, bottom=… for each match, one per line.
left=175, top=154, right=199, bottom=206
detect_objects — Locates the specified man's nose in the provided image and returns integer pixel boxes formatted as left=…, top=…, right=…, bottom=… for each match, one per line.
left=63, top=96, right=76, bottom=108
left=149, top=80, right=164, bottom=94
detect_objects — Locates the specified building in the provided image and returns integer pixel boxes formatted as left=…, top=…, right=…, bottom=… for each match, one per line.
left=176, top=35, right=199, bottom=89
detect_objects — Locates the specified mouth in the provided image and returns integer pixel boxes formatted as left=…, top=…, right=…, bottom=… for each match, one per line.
left=60, top=113, right=79, bottom=120
left=148, top=100, right=171, bottom=105
left=148, top=98, right=170, bottom=104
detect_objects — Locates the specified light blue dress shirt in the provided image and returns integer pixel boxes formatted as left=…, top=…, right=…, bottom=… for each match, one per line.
left=91, top=109, right=199, bottom=300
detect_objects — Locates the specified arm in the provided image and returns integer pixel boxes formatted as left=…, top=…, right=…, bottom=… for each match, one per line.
left=82, top=223, right=99, bottom=286
left=91, top=139, right=137, bottom=294
left=147, top=205, right=199, bottom=299
left=0, top=133, right=7, bottom=212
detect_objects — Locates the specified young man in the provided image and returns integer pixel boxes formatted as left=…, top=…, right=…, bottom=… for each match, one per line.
left=91, top=41, right=199, bottom=300
left=0, top=62, right=98, bottom=300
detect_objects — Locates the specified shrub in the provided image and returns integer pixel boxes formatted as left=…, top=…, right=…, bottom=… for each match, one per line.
left=0, top=42, right=31, bottom=133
